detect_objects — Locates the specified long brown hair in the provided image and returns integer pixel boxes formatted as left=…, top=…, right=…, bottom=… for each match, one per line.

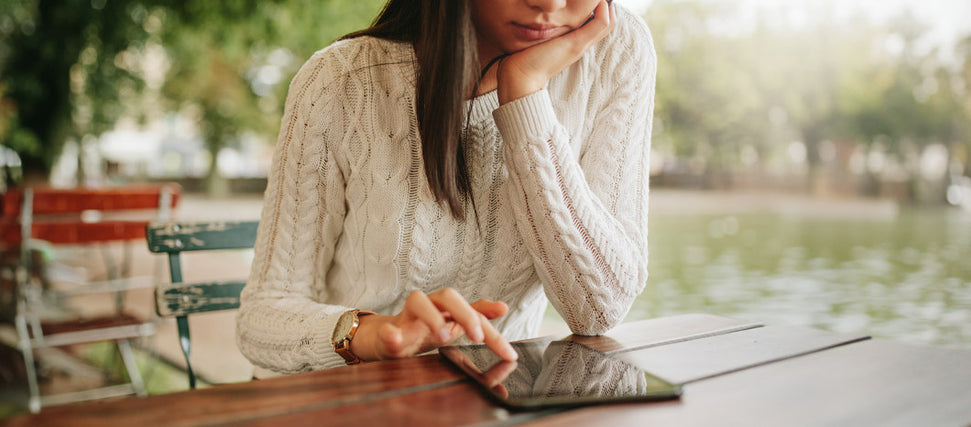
left=344, top=0, right=478, bottom=220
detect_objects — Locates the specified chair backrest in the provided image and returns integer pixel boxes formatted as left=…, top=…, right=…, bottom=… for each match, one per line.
left=145, top=220, right=259, bottom=389
left=0, top=184, right=181, bottom=314
left=1, top=184, right=181, bottom=246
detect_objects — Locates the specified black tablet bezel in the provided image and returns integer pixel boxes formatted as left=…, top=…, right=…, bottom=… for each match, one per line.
left=440, top=339, right=682, bottom=409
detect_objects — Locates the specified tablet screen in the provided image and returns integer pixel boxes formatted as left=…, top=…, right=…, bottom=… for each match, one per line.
left=440, top=338, right=681, bottom=408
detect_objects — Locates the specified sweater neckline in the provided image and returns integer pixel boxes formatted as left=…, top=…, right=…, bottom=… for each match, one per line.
left=382, top=38, right=499, bottom=127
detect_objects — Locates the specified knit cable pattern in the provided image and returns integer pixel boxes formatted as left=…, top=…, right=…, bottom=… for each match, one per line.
left=237, top=6, right=656, bottom=373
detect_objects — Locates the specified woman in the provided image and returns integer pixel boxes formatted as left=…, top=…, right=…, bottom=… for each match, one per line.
left=237, top=0, right=656, bottom=374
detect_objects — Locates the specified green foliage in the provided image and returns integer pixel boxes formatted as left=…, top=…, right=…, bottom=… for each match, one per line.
left=80, top=341, right=193, bottom=394
left=3, top=0, right=968, bottom=196
left=0, top=0, right=160, bottom=179
left=0, top=0, right=384, bottom=184
left=650, top=2, right=771, bottom=170
left=155, top=0, right=382, bottom=154
left=646, top=0, right=971, bottom=192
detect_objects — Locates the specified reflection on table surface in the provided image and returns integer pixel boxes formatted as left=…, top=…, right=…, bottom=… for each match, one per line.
left=442, top=338, right=679, bottom=407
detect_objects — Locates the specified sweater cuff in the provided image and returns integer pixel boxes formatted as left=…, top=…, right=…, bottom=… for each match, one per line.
left=492, top=90, right=559, bottom=143
left=314, top=309, right=350, bottom=369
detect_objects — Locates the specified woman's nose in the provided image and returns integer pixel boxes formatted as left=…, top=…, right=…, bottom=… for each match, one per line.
left=524, top=0, right=568, bottom=13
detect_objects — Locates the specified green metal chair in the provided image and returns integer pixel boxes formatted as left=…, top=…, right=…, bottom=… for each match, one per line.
left=145, top=220, right=258, bottom=389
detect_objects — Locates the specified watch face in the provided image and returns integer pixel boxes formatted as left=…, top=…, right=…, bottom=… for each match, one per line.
left=332, top=311, right=354, bottom=343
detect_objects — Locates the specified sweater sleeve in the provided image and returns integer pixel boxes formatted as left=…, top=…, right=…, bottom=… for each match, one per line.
left=236, top=47, right=353, bottom=373
left=493, top=10, right=656, bottom=335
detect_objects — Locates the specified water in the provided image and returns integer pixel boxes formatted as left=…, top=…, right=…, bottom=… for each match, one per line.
left=627, top=206, right=971, bottom=349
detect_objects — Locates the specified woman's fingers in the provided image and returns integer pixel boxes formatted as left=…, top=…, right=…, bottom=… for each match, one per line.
left=558, top=0, right=614, bottom=59
left=402, top=290, right=450, bottom=342
left=429, top=288, right=485, bottom=342
left=431, top=295, right=515, bottom=361
left=389, top=289, right=514, bottom=361
left=470, top=299, right=508, bottom=319
left=577, top=0, right=613, bottom=36
left=480, top=313, right=518, bottom=361
left=380, top=319, right=443, bottom=359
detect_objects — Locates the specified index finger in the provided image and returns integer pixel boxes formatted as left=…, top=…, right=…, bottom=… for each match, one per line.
left=479, top=313, right=518, bottom=362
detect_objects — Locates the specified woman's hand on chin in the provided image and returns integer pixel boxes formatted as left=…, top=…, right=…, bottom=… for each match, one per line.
left=349, top=288, right=518, bottom=362
left=497, top=0, right=615, bottom=105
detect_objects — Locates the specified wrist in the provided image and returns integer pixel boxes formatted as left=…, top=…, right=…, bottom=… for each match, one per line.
left=496, top=60, right=547, bottom=105
left=497, top=77, right=544, bottom=106
left=332, top=309, right=376, bottom=365
left=346, top=312, right=382, bottom=362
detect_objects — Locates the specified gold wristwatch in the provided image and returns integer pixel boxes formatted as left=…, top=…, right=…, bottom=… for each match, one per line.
left=332, top=309, right=366, bottom=365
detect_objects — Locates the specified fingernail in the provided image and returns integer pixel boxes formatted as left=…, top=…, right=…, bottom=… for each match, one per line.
left=505, top=343, right=518, bottom=360
left=439, top=326, right=451, bottom=342
left=472, top=326, right=484, bottom=343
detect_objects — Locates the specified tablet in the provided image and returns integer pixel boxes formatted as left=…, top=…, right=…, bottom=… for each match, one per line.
left=440, top=338, right=681, bottom=409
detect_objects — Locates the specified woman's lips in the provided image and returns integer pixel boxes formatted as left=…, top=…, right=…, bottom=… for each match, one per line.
left=512, top=23, right=564, bottom=42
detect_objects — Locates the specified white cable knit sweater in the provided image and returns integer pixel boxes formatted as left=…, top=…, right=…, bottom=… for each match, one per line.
left=237, top=6, right=656, bottom=374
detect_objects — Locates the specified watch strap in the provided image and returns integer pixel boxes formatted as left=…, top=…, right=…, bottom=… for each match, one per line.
left=334, top=309, right=373, bottom=365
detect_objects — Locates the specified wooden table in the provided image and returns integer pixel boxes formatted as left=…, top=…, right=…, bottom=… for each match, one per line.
left=6, top=313, right=971, bottom=426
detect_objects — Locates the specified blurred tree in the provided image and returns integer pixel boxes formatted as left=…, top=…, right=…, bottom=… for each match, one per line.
left=156, top=0, right=384, bottom=195
left=772, top=14, right=860, bottom=194
left=841, top=13, right=969, bottom=201
left=0, top=0, right=152, bottom=183
left=5, top=0, right=968, bottom=202
left=157, top=2, right=285, bottom=196
left=0, top=0, right=383, bottom=191
left=956, top=35, right=971, bottom=179
left=647, top=1, right=771, bottom=189
left=645, top=0, right=971, bottom=201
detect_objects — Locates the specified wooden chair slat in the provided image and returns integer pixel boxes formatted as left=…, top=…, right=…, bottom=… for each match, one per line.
left=38, top=313, right=147, bottom=336
left=32, top=315, right=155, bottom=348
left=146, top=221, right=259, bottom=253
left=0, top=221, right=151, bottom=245
left=1, top=185, right=181, bottom=217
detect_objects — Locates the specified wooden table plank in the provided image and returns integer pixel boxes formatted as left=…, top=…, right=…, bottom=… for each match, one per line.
left=616, top=325, right=869, bottom=384
left=522, top=339, right=971, bottom=427
left=12, top=315, right=950, bottom=427
left=236, top=382, right=510, bottom=427
left=569, top=313, right=762, bottom=353
left=238, top=314, right=765, bottom=427
left=4, top=354, right=462, bottom=427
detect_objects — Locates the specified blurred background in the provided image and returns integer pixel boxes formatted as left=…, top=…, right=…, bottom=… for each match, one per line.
left=0, top=0, right=969, bottom=403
